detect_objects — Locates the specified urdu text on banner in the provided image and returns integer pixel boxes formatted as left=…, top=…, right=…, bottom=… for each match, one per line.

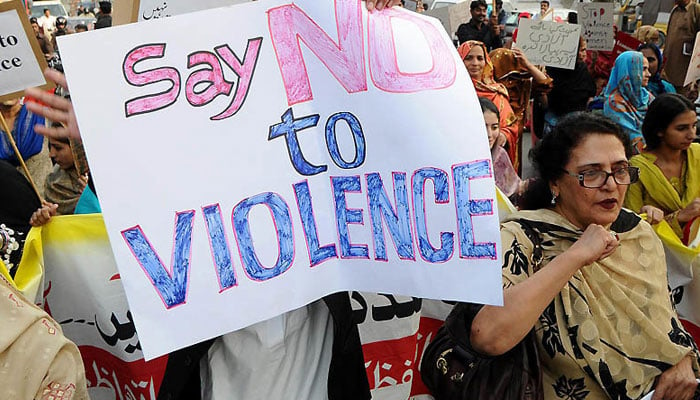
left=57, top=0, right=502, bottom=360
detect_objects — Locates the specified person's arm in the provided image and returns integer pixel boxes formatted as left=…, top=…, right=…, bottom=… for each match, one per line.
left=456, top=23, right=469, bottom=45
left=511, top=48, right=551, bottom=85
left=470, top=223, right=618, bottom=356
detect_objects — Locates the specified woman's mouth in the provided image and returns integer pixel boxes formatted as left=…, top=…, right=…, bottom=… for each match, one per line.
left=597, top=198, right=618, bottom=210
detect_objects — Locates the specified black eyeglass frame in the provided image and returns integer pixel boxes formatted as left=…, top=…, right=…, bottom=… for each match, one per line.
left=562, top=166, right=640, bottom=188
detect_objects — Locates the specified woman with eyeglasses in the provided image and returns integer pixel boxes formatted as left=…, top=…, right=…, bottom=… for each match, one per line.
left=624, top=93, right=700, bottom=240
left=467, top=112, right=699, bottom=399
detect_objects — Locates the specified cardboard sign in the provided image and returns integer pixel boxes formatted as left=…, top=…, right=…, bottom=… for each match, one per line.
left=612, top=30, right=643, bottom=60
left=516, top=18, right=581, bottom=69
left=424, top=1, right=470, bottom=37
left=0, top=0, right=51, bottom=101
left=577, top=2, right=614, bottom=51
left=58, top=0, right=503, bottom=360
left=684, top=31, right=700, bottom=87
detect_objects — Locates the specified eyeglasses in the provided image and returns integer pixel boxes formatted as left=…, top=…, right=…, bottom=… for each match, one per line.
left=562, top=166, right=639, bottom=188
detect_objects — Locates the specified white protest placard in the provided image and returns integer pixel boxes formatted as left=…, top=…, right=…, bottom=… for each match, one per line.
left=0, top=0, right=51, bottom=101
left=684, top=31, right=700, bottom=86
left=577, top=2, right=614, bottom=51
left=58, top=0, right=503, bottom=360
left=516, top=18, right=581, bottom=69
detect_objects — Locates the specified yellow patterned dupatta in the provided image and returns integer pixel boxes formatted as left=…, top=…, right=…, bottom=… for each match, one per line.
left=501, top=209, right=699, bottom=399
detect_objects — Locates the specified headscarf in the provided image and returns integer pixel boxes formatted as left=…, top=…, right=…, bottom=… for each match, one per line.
left=457, top=40, right=510, bottom=98
left=634, top=25, right=661, bottom=45
left=0, top=103, right=45, bottom=166
left=602, top=51, right=653, bottom=154
left=637, top=43, right=675, bottom=97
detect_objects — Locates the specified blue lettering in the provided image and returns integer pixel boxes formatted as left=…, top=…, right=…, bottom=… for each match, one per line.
left=268, top=108, right=326, bottom=176
left=232, top=193, right=295, bottom=281
left=453, top=161, right=496, bottom=259
left=412, top=168, right=454, bottom=263
left=293, top=181, right=338, bottom=267
left=202, top=204, right=237, bottom=291
left=121, top=210, right=195, bottom=309
left=366, top=172, right=414, bottom=261
left=332, top=176, right=369, bottom=258
left=325, top=112, right=366, bottom=169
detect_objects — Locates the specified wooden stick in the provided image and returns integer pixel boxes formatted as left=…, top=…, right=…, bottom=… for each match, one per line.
left=0, top=110, right=44, bottom=203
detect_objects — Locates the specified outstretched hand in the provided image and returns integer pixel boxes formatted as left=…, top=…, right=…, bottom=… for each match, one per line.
left=24, top=68, right=81, bottom=141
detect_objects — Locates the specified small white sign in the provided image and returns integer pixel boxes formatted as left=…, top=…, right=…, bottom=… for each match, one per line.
left=577, top=2, right=615, bottom=51
left=0, top=0, right=51, bottom=101
left=516, top=18, right=581, bottom=70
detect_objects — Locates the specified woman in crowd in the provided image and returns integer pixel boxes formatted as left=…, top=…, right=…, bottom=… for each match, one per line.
left=543, top=36, right=597, bottom=135
left=624, top=93, right=700, bottom=239
left=638, top=42, right=677, bottom=97
left=601, top=51, right=653, bottom=155
left=480, top=97, right=525, bottom=201
left=44, top=134, right=87, bottom=215
left=459, top=40, right=519, bottom=167
left=490, top=46, right=553, bottom=168
left=470, top=112, right=699, bottom=399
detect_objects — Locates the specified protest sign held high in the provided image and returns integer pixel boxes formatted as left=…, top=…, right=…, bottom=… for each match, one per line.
left=577, top=2, right=614, bottom=52
left=57, top=0, right=502, bottom=360
left=0, top=0, right=51, bottom=101
left=135, top=0, right=251, bottom=22
left=516, top=18, right=581, bottom=70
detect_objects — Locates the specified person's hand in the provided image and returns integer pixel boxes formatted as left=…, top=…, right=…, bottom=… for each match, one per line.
left=496, top=132, right=507, bottom=148
left=365, top=0, right=401, bottom=11
left=678, top=198, right=700, bottom=223
left=651, top=355, right=698, bottom=400
left=640, top=205, right=665, bottom=224
left=24, top=68, right=81, bottom=141
left=30, top=201, right=58, bottom=227
left=511, top=48, right=533, bottom=68
left=567, top=224, right=619, bottom=266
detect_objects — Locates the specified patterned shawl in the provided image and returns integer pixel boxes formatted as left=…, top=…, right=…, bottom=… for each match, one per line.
left=0, top=273, right=89, bottom=399
left=501, top=208, right=699, bottom=399
left=602, top=51, right=654, bottom=155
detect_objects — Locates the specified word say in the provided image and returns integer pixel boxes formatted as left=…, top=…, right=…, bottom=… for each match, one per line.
left=121, top=163, right=496, bottom=309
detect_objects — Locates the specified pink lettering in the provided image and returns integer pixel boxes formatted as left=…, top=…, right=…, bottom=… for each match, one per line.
left=367, top=9, right=456, bottom=92
left=267, top=0, right=367, bottom=105
left=211, top=37, right=264, bottom=120
left=185, top=51, right=233, bottom=107
left=123, top=44, right=181, bottom=118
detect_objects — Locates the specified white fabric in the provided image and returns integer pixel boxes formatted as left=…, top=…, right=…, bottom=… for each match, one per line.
left=201, top=300, right=333, bottom=400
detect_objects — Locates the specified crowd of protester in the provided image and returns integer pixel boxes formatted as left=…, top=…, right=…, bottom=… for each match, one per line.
left=4, top=0, right=700, bottom=398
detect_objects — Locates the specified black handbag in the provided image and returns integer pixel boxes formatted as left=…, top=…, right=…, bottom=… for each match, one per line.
left=420, top=221, right=545, bottom=400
